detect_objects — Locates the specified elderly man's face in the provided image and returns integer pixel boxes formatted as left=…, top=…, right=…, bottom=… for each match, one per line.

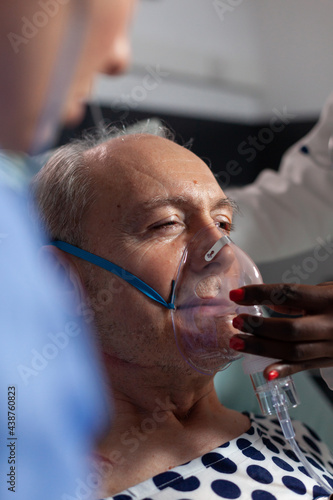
left=82, top=135, right=234, bottom=371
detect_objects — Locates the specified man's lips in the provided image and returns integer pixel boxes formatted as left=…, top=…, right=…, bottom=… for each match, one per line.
left=177, top=298, right=236, bottom=314
left=195, top=274, right=222, bottom=299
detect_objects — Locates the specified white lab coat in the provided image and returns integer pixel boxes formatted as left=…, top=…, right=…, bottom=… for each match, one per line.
left=226, top=92, right=333, bottom=264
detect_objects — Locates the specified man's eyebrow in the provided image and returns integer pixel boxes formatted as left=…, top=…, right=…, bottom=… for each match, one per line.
left=141, top=195, right=238, bottom=213
left=212, top=197, right=239, bottom=214
left=140, top=195, right=188, bottom=210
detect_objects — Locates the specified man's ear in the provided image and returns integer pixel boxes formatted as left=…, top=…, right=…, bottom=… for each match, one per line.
left=39, top=245, right=87, bottom=314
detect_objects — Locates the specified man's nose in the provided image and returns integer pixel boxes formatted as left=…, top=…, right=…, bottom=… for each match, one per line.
left=188, top=225, right=235, bottom=275
left=100, top=35, right=131, bottom=76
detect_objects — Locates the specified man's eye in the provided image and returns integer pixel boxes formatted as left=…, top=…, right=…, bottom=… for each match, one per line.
left=160, top=221, right=177, bottom=227
left=149, top=218, right=184, bottom=232
left=216, top=219, right=234, bottom=233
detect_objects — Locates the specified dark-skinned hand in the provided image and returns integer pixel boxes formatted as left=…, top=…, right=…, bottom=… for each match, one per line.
left=228, top=281, right=333, bottom=381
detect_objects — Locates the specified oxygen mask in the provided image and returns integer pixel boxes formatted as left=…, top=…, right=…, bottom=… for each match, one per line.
left=171, top=223, right=262, bottom=374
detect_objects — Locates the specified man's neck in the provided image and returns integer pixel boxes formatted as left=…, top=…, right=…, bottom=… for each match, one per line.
left=98, top=352, right=250, bottom=447
left=102, top=350, right=221, bottom=417
left=93, top=353, right=250, bottom=497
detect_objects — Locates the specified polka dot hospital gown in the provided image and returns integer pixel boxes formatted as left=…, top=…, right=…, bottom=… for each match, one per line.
left=105, top=414, right=333, bottom=500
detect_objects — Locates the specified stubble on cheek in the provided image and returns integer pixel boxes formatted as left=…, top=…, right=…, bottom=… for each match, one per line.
left=91, top=289, right=176, bottom=364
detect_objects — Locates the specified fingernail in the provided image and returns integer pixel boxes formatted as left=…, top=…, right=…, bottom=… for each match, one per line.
left=232, top=316, right=244, bottom=330
left=267, top=370, right=279, bottom=381
left=230, top=288, right=245, bottom=302
left=229, top=337, right=245, bottom=351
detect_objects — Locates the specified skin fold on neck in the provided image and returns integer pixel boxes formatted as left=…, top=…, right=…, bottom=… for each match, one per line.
left=91, top=352, right=250, bottom=497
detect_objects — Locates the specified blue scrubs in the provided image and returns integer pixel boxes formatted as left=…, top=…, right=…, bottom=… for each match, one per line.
left=0, top=160, right=110, bottom=500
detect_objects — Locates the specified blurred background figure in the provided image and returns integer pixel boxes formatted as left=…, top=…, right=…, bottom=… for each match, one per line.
left=0, top=1, right=136, bottom=499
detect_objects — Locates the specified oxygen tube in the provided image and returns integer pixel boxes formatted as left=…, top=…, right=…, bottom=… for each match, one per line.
left=243, top=354, right=332, bottom=494
left=171, top=223, right=333, bottom=495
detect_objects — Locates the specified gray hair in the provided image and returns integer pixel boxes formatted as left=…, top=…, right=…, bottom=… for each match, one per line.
left=31, top=121, right=175, bottom=247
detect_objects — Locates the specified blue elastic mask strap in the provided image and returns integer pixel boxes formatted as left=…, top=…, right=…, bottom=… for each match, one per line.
left=51, top=241, right=175, bottom=310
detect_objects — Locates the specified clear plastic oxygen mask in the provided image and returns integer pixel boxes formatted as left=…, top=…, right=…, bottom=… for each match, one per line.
left=171, top=222, right=262, bottom=375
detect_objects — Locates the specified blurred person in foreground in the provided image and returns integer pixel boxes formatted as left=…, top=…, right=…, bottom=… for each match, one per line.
left=32, top=131, right=333, bottom=499
left=0, top=1, right=136, bottom=500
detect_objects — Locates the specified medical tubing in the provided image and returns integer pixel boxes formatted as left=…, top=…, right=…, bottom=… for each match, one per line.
left=289, top=436, right=333, bottom=495
left=243, top=355, right=333, bottom=495
left=274, top=398, right=333, bottom=495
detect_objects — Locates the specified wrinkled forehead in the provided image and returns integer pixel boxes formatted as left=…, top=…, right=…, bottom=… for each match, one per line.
left=92, top=134, right=221, bottom=202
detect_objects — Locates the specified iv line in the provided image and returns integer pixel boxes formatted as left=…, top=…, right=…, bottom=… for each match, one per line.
left=271, top=380, right=333, bottom=495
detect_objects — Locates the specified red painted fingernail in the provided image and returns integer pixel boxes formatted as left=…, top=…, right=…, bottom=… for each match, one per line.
left=232, top=316, right=244, bottom=330
left=229, top=288, right=245, bottom=302
left=229, top=337, right=245, bottom=351
left=267, top=370, right=279, bottom=381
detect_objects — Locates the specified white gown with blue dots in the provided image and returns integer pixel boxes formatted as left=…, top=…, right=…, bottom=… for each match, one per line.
left=106, top=414, right=333, bottom=500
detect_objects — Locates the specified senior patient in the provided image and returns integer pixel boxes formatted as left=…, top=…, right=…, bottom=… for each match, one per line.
left=32, top=134, right=333, bottom=500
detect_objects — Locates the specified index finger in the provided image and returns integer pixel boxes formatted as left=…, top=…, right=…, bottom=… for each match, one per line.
left=229, top=283, right=333, bottom=314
